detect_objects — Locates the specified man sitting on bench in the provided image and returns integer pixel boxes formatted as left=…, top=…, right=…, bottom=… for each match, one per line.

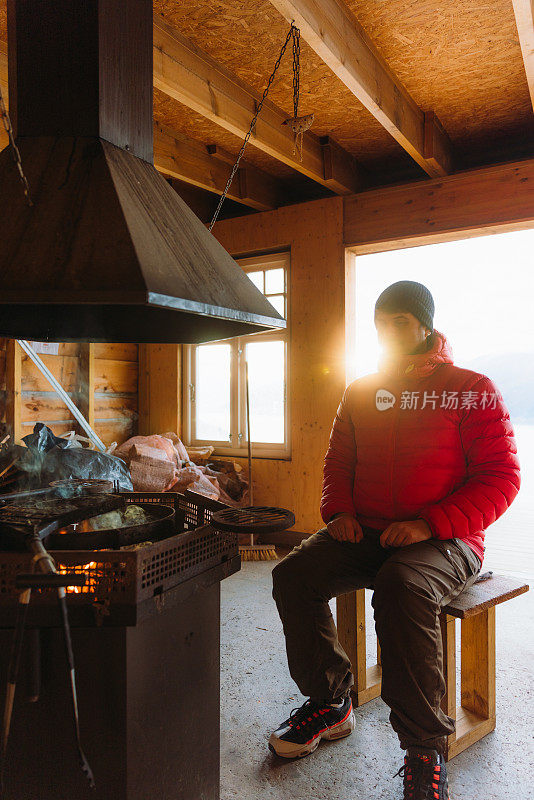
left=269, top=280, right=521, bottom=800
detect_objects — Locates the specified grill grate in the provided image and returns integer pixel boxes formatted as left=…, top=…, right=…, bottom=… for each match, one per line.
left=0, top=490, right=237, bottom=607
left=0, top=495, right=123, bottom=529
left=0, top=526, right=236, bottom=605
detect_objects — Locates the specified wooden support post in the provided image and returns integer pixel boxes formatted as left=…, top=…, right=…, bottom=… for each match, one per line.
left=439, top=613, right=457, bottom=760
left=442, top=607, right=496, bottom=760
left=138, top=344, right=182, bottom=436
left=440, top=614, right=457, bottom=720
left=336, top=588, right=381, bottom=706
left=337, top=589, right=364, bottom=697
left=78, top=343, right=95, bottom=437
left=461, top=607, right=496, bottom=720
left=6, top=339, right=22, bottom=444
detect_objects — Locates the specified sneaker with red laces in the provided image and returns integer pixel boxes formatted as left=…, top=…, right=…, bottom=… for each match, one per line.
left=268, top=696, right=355, bottom=758
left=394, top=749, right=450, bottom=800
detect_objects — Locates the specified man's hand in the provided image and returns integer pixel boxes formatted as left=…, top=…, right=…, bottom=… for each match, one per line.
left=327, top=512, right=363, bottom=543
left=379, top=519, right=432, bottom=548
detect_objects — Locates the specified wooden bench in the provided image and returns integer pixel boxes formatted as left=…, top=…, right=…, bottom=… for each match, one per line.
left=336, top=574, right=529, bottom=760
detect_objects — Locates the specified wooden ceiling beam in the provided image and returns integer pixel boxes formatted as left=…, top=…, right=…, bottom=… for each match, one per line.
left=152, top=14, right=365, bottom=194
left=511, top=0, right=534, bottom=110
left=268, top=0, right=454, bottom=178
left=344, top=158, right=534, bottom=251
left=154, top=122, right=281, bottom=210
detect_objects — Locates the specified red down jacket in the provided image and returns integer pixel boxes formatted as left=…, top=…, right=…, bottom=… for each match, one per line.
left=320, top=329, right=521, bottom=564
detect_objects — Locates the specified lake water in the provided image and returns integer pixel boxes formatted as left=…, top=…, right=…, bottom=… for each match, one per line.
left=482, top=423, right=534, bottom=579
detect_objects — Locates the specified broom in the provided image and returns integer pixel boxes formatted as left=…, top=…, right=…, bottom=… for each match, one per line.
left=238, top=359, right=278, bottom=561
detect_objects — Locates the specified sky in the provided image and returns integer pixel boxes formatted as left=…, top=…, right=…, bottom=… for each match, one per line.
left=349, top=227, right=534, bottom=379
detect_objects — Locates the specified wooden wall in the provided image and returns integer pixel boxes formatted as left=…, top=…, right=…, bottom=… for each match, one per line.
left=0, top=340, right=138, bottom=448
left=211, top=196, right=346, bottom=534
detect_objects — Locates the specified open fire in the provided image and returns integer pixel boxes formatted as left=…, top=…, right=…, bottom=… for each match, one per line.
left=56, top=561, right=98, bottom=594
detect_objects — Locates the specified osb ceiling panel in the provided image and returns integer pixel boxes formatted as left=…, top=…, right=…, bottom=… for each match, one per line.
left=1, top=0, right=533, bottom=182
left=153, top=0, right=534, bottom=169
left=153, top=0, right=415, bottom=173
left=345, top=0, right=534, bottom=160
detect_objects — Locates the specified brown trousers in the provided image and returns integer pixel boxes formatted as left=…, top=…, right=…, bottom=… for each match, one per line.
left=271, top=525, right=481, bottom=753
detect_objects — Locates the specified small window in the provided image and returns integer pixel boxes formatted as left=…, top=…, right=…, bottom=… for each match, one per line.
left=183, top=252, right=290, bottom=458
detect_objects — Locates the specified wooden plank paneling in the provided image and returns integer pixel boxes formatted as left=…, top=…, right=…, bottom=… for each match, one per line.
left=6, top=340, right=22, bottom=443
left=20, top=421, right=76, bottom=436
left=21, top=355, right=80, bottom=393
left=138, top=344, right=181, bottom=435
left=93, top=343, right=138, bottom=362
left=95, top=419, right=136, bottom=448
left=78, top=343, right=95, bottom=432
left=1, top=340, right=139, bottom=447
left=21, top=394, right=73, bottom=422
left=0, top=347, right=6, bottom=392
left=94, top=360, right=138, bottom=395
left=94, top=395, right=138, bottom=420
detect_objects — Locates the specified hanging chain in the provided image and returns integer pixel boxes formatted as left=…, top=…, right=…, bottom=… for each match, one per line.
left=292, top=24, right=300, bottom=121
left=208, top=23, right=300, bottom=232
left=0, top=84, right=33, bottom=207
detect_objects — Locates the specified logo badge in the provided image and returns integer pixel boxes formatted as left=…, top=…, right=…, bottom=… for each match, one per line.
left=376, top=389, right=396, bottom=411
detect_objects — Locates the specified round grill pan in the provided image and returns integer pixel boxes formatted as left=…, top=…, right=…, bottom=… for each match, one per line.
left=45, top=502, right=175, bottom=551
left=210, top=506, right=295, bottom=534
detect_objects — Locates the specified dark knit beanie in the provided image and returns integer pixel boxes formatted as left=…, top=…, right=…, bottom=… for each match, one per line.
left=374, top=280, right=434, bottom=332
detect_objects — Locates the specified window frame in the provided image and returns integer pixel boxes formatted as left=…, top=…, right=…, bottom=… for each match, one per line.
left=182, top=251, right=291, bottom=459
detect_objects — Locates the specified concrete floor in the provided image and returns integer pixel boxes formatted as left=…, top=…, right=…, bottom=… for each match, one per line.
left=220, top=559, right=533, bottom=800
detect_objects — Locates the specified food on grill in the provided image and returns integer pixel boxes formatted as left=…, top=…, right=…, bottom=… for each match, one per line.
left=73, top=504, right=149, bottom=532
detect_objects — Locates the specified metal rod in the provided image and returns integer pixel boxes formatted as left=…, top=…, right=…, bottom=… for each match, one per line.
left=57, top=588, right=95, bottom=789
left=16, top=340, right=105, bottom=452
left=0, top=532, right=95, bottom=792
left=245, top=359, right=254, bottom=546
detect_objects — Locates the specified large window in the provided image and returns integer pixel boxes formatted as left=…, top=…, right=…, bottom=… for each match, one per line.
left=182, top=252, right=290, bottom=458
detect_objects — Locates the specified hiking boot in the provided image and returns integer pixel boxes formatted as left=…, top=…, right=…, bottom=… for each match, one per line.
left=394, top=748, right=450, bottom=800
left=268, top=696, right=355, bottom=758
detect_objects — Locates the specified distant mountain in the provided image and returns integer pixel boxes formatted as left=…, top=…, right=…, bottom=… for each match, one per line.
left=462, top=352, right=534, bottom=424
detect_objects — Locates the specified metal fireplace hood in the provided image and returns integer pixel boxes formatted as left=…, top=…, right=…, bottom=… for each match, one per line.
left=0, top=0, right=285, bottom=343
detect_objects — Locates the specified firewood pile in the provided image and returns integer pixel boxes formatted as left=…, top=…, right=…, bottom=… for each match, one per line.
left=111, top=432, right=249, bottom=506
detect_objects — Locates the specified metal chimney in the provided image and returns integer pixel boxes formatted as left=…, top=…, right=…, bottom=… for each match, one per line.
left=0, top=0, right=285, bottom=343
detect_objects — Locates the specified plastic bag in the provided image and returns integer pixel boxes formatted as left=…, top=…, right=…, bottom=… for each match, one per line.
left=22, top=422, right=71, bottom=454
left=41, top=447, right=133, bottom=491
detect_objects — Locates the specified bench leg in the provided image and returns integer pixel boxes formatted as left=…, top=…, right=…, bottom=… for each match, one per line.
left=336, top=589, right=381, bottom=707
left=445, top=607, right=497, bottom=760
left=439, top=613, right=457, bottom=760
